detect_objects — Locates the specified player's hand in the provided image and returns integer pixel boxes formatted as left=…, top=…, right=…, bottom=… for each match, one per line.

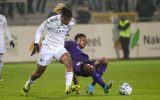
left=31, top=43, right=39, bottom=56
left=10, top=40, right=15, bottom=48
left=94, top=57, right=108, bottom=67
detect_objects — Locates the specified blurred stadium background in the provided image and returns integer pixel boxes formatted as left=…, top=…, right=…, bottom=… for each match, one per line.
left=0, top=0, right=160, bottom=25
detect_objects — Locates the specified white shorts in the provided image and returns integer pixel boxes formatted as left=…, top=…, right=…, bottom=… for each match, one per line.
left=37, top=44, right=68, bottom=66
left=0, top=44, right=6, bottom=54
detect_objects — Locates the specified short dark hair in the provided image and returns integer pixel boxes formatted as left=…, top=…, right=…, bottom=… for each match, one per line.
left=75, top=33, right=86, bottom=41
left=61, top=7, right=72, bottom=18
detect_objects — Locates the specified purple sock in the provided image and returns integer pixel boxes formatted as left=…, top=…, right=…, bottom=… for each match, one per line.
left=97, top=63, right=107, bottom=76
left=91, top=70, right=105, bottom=88
left=91, top=64, right=107, bottom=86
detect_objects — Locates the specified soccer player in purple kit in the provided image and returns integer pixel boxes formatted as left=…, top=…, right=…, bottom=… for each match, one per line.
left=65, top=33, right=113, bottom=95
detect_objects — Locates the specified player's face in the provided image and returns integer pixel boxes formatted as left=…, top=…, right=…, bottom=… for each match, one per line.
left=79, top=37, right=87, bottom=49
left=61, top=16, right=71, bottom=25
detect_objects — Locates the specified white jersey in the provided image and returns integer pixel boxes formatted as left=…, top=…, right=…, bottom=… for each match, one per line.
left=0, top=14, right=12, bottom=53
left=35, top=15, right=75, bottom=51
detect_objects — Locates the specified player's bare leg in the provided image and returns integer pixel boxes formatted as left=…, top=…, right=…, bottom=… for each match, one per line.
left=21, top=64, right=46, bottom=95
left=60, top=52, right=74, bottom=94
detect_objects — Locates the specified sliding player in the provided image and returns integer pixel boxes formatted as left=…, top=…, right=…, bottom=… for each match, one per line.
left=65, top=33, right=113, bottom=95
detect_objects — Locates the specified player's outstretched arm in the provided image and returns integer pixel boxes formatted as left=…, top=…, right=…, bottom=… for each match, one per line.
left=31, top=20, right=47, bottom=56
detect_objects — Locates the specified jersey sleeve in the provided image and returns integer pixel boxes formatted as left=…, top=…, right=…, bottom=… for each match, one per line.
left=70, top=18, right=76, bottom=26
left=41, top=18, right=52, bottom=29
left=65, top=41, right=73, bottom=48
left=34, top=16, right=58, bottom=43
left=66, top=18, right=75, bottom=35
left=42, top=15, right=58, bottom=29
left=3, top=16, right=12, bottom=41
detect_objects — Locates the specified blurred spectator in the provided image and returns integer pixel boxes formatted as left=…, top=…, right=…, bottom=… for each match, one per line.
left=71, top=0, right=84, bottom=6
left=155, top=0, right=160, bottom=10
left=76, top=4, right=91, bottom=24
left=127, top=0, right=137, bottom=12
left=117, top=0, right=128, bottom=12
left=36, top=0, right=47, bottom=13
left=8, top=2, right=26, bottom=18
left=27, top=0, right=34, bottom=13
left=136, top=0, right=156, bottom=21
left=118, top=16, right=131, bottom=59
left=16, top=3, right=25, bottom=16
left=105, top=0, right=113, bottom=12
left=0, top=0, right=6, bottom=15
left=8, top=3, right=15, bottom=19
left=88, top=0, right=102, bottom=12
left=0, top=1, right=25, bottom=18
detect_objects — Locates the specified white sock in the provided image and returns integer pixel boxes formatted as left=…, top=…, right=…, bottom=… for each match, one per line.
left=25, top=77, right=35, bottom=86
left=65, top=72, right=73, bottom=87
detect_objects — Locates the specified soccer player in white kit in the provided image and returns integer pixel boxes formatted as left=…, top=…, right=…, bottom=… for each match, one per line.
left=0, top=14, right=15, bottom=81
left=21, top=7, right=75, bottom=95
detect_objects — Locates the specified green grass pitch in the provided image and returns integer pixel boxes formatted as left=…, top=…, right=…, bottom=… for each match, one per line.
left=0, top=59, right=160, bottom=100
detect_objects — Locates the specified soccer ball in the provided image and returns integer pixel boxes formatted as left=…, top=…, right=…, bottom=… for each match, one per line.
left=119, top=83, right=132, bottom=95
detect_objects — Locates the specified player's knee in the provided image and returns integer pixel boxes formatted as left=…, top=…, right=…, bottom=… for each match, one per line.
left=102, top=58, right=108, bottom=64
left=88, top=65, right=96, bottom=74
left=61, top=53, right=72, bottom=67
left=90, top=66, right=96, bottom=71
left=64, top=60, right=72, bottom=67
left=83, top=64, right=96, bottom=75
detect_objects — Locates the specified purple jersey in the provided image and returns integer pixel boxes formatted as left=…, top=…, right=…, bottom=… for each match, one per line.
left=65, top=41, right=93, bottom=76
left=65, top=41, right=90, bottom=63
